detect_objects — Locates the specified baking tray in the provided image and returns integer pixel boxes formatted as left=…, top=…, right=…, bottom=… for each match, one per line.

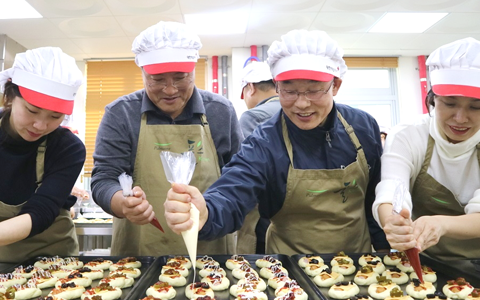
left=4, top=255, right=156, bottom=300
left=291, top=253, right=480, bottom=300
left=127, top=254, right=323, bottom=300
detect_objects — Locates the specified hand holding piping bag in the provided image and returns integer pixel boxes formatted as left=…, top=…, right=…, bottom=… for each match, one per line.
left=392, top=181, right=424, bottom=283
left=118, top=172, right=164, bottom=232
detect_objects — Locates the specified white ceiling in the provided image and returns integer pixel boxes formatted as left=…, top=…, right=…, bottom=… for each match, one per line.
left=1, top=0, right=480, bottom=60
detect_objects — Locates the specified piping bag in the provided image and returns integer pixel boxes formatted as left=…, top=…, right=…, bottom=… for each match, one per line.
left=118, top=172, right=164, bottom=233
left=392, top=181, right=423, bottom=283
left=160, top=151, right=197, bottom=280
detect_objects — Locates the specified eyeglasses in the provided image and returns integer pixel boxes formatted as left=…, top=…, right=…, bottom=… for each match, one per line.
left=276, top=81, right=334, bottom=101
left=146, top=73, right=192, bottom=90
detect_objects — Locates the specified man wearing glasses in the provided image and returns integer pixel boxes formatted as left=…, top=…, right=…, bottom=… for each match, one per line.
left=91, top=21, right=243, bottom=256
left=165, top=29, right=388, bottom=255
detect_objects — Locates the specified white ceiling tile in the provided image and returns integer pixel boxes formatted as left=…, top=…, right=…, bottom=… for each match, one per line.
left=311, top=12, right=384, bottom=32
left=178, top=0, right=252, bottom=14
left=115, top=14, right=184, bottom=37
left=321, top=0, right=397, bottom=12
left=71, top=37, right=133, bottom=56
left=26, top=0, right=111, bottom=17
left=0, top=19, right=68, bottom=39
left=251, top=0, right=325, bottom=12
left=426, top=13, right=480, bottom=34
left=247, top=12, right=317, bottom=34
left=103, top=0, right=181, bottom=15
left=49, top=17, right=125, bottom=38
left=15, top=38, right=84, bottom=55
left=392, top=0, right=480, bottom=12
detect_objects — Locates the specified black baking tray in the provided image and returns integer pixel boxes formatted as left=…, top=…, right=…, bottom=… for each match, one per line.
left=127, top=254, right=323, bottom=300
left=4, top=255, right=156, bottom=300
left=291, top=253, right=480, bottom=300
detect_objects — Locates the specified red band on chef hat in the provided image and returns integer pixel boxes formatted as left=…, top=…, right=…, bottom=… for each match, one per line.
left=19, top=86, right=74, bottom=115
left=427, top=37, right=480, bottom=99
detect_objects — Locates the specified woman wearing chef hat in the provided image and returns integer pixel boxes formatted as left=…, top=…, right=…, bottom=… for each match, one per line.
left=374, top=37, right=480, bottom=260
left=165, top=29, right=388, bottom=255
left=0, top=47, right=85, bottom=262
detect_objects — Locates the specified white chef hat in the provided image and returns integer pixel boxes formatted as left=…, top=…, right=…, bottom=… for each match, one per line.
left=240, top=61, right=273, bottom=99
left=0, top=47, right=83, bottom=115
left=267, top=29, right=347, bottom=82
left=427, top=37, right=480, bottom=99
left=132, top=21, right=202, bottom=75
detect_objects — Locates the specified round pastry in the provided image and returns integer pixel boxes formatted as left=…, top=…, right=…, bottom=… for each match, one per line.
left=109, top=267, right=141, bottom=279
left=313, top=267, right=344, bottom=288
left=275, top=291, right=305, bottom=300
left=233, top=264, right=259, bottom=280
left=275, top=280, right=308, bottom=300
left=28, top=270, right=58, bottom=289
left=368, top=277, right=400, bottom=300
left=383, top=252, right=405, bottom=266
left=0, top=285, right=5, bottom=294
left=81, top=283, right=122, bottom=300
left=304, top=262, right=329, bottom=277
left=158, top=269, right=187, bottom=287
left=48, top=265, right=73, bottom=279
left=146, top=281, right=176, bottom=300
left=166, top=256, right=192, bottom=269
left=348, top=295, right=374, bottom=300
left=359, top=254, right=382, bottom=267
left=236, top=290, right=268, bottom=300
left=55, top=273, right=92, bottom=288
left=70, top=268, right=104, bottom=281
left=161, top=261, right=189, bottom=277
left=331, top=252, right=354, bottom=266
left=198, top=264, right=226, bottom=278
left=0, top=274, right=27, bottom=288
left=366, top=261, right=386, bottom=274
left=62, top=257, right=84, bottom=270
left=12, top=266, right=39, bottom=279
left=409, top=266, right=437, bottom=283
left=49, top=282, right=86, bottom=300
left=406, top=279, right=436, bottom=299
left=201, top=273, right=230, bottom=291
left=226, top=255, right=250, bottom=270
left=385, top=287, right=414, bottom=300
left=236, top=273, right=267, bottom=291
left=354, top=266, right=378, bottom=286
left=298, top=255, right=324, bottom=268
left=332, top=260, right=356, bottom=276
left=425, top=291, right=452, bottom=300
left=7, top=283, right=41, bottom=300
left=109, top=257, right=142, bottom=271
left=382, top=268, right=409, bottom=285
left=467, top=289, right=480, bottom=300
left=34, top=256, right=64, bottom=270
left=100, top=274, right=134, bottom=289
left=84, top=259, right=113, bottom=271
left=329, top=281, right=360, bottom=300
left=230, top=282, right=261, bottom=297
left=268, top=272, right=291, bottom=289
left=259, top=264, right=288, bottom=279
left=396, top=259, right=414, bottom=273
left=196, top=256, right=219, bottom=269
left=185, top=282, right=214, bottom=299
left=255, top=255, right=282, bottom=269
left=442, top=278, right=474, bottom=300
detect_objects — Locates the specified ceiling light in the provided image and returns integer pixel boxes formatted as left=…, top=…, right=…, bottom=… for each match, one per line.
left=0, top=0, right=42, bottom=19
left=185, top=13, right=248, bottom=35
left=369, top=12, right=448, bottom=33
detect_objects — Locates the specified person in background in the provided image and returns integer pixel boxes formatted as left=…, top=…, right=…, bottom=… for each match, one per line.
left=237, top=61, right=280, bottom=254
left=373, top=37, right=480, bottom=260
left=91, top=21, right=243, bottom=256
left=0, top=47, right=85, bottom=262
left=379, top=126, right=389, bottom=148
left=165, top=29, right=389, bottom=255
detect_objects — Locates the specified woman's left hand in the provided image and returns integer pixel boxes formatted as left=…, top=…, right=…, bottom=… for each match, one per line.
left=412, top=215, right=445, bottom=252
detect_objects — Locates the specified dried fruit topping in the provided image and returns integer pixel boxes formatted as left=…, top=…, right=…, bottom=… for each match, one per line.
left=390, top=287, right=403, bottom=297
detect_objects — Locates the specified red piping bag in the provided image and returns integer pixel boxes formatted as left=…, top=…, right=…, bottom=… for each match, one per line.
left=150, top=216, right=165, bottom=233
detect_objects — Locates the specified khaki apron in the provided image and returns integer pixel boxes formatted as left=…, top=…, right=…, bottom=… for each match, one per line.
left=266, top=112, right=372, bottom=255
left=411, top=136, right=480, bottom=260
left=235, top=96, right=281, bottom=254
left=0, top=139, right=78, bottom=263
left=111, top=114, right=235, bottom=256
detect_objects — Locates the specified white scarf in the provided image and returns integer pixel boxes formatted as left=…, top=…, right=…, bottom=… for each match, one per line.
left=429, top=110, right=480, bottom=159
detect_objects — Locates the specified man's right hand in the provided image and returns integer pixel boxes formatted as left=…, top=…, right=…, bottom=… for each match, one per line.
left=111, top=187, right=155, bottom=225
left=164, top=183, right=208, bottom=235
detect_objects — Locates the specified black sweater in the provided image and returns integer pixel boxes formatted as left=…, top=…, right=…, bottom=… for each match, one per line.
left=0, top=116, right=86, bottom=237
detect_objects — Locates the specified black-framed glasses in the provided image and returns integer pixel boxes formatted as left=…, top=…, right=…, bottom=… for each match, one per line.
left=276, top=81, right=334, bottom=101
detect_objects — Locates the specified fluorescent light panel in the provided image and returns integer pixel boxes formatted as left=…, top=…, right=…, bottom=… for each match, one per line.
left=0, top=0, right=42, bottom=19
left=185, top=13, right=248, bottom=35
left=369, top=12, right=448, bottom=33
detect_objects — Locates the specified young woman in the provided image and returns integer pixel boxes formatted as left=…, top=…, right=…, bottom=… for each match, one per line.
left=0, top=47, right=85, bottom=262
left=373, top=37, right=480, bottom=260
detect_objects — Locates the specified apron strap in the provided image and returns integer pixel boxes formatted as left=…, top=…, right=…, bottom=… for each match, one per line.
left=35, top=139, right=47, bottom=187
